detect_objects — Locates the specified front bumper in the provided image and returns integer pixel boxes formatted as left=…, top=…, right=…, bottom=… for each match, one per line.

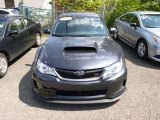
left=149, top=44, right=160, bottom=62
left=32, top=68, right=127, bottom=104
left=33, top=89, right=126, bottom=104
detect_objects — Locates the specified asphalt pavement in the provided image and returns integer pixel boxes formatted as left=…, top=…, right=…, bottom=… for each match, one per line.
left=0, top=37, right=160, bottom=120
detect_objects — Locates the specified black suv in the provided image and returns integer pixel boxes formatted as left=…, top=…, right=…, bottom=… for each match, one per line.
left=32, top=12, right=127, bottom=104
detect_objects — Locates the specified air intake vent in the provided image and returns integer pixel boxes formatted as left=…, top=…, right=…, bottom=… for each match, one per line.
left=64, top=47, right=97, bottom=53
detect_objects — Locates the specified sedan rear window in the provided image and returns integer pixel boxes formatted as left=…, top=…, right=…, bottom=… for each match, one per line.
left=53, top=16, right=108, bottom=37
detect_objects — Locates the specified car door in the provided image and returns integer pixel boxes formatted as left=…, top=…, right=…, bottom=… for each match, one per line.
left=116, top=13, right=130, bottom=40
left=23, top=18, right=37, bottom=47
left=19, top=17, right=34, bottom=51
left=116, top=15, right=126, bottom=39
left=117, top=13, right=133, bottom=44
left=4, top=18, right=27, bottom=59
left=127, top=15, right=142, bottom=47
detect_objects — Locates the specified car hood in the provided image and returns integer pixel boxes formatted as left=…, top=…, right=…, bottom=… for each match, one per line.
left=146, top=28, right=160, bottom=37
left=39, top=36, right=120, bottom=70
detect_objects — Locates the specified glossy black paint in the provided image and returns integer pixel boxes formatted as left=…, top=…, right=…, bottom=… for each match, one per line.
left=0, top=15, right=41, bottom=62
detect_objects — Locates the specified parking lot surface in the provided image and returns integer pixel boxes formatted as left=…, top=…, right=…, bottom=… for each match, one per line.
left=0, top=37, right=160, bottom=120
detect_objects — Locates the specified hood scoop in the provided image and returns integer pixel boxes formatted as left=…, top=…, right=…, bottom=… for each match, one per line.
left=64, top=47, right=97, bottom=53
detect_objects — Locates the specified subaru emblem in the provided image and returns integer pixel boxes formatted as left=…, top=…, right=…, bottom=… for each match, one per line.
left=74, top=71, right=85, bottom=76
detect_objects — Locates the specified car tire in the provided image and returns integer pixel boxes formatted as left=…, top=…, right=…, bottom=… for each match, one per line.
left=0, top=53, right=8, bottom=78
left=136, top=40, right=148, bottom=59
left=113, top=28, right=118, bottom=40
left=35, top=33, right=41, bottom=47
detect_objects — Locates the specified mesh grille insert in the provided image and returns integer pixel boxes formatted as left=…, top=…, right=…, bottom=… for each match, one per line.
left=55, top=68, right=104, bottom=80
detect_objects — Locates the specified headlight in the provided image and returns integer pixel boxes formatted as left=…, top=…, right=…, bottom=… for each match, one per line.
left=153, top=36, right=160, bottom=45
left=37, top=59, right=56, bottom=76
left=103, top=58, right=123, bottom=79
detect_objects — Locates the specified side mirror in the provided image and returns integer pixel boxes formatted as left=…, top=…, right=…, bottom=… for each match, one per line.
left=130, top=23, right=137, bottom=28
left=7, top=30, right=18, bottom=36
left=110, top=27, right=117, bottom=35
left=43, top=28, right=50, bottom=34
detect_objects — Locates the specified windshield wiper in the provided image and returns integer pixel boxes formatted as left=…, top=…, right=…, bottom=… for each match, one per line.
left=52, top=34, right=67, bottom=37
left=145, top=26, right=159, bottom=28
left=53, top=34, right=91, bottom=37
left=70, top=35, right=92, bottom=37
left=52, top=34, right=106, bottom=37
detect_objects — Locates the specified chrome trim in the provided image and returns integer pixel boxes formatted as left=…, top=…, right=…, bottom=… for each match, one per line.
left=54, top=69, right=104, bottom=82
left=151, top=57, right=160, bottom=62
left=74, top=70, right=85, bottom=76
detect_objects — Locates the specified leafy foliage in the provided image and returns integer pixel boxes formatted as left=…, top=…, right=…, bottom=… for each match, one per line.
left=106, top=0, right=160, bottom=27
left=54, top=0, right=160, bottom=27
left=56, top=0, right=103, bottom=11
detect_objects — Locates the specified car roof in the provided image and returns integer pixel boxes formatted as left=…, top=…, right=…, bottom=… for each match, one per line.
left=58, top=12, right=100, bottom=18
left=0, top=14, right=23, bottom=19
left=0, top=9, right=13, bottom=12
left=128, top=11, right=160, bottom=15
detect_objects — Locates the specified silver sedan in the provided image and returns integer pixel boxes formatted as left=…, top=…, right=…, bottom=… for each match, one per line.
left=112, top=11, right=160, bottom=62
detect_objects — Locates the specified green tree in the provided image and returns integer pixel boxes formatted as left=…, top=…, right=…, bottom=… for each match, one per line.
left=105, top=0, right=141, bottom=27
left=105, top=0, right=160, bottom=27
left=54, top=0, right=160, bottom=28
left=59, top=0, right=103, bottom=12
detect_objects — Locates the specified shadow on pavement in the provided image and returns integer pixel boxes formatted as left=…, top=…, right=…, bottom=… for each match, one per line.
left=19, top=71, right=118, bottom=111
left=115, top=39, right=160, bottom=69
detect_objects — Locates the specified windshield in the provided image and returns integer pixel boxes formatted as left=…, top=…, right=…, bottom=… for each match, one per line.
left=141, top=14, right=160, bottom=28
left=0, top=18, right=6, bottom=38
left=53, top=16, right=108, bottom=37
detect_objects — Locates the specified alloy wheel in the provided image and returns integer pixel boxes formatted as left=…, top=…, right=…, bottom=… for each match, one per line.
left=35, top=33, right=41, bottom=46
left=114, top=32, right=118, bottom=39
left=137, top=42, right=146, bottom=57
left=0, top=55, right=8, bottom=74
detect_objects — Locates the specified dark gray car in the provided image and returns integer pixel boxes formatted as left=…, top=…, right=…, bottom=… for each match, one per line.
left=32, top=12, right=127, bottom=104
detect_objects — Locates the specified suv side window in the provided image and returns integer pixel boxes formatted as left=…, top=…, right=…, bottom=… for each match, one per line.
left=23, top=18, right=35, bottom=27
left=120, top=14, right=132, bottom=23
left=130, top=15, right=140, bottom=27
left=10, top=18, right=25, bottom=32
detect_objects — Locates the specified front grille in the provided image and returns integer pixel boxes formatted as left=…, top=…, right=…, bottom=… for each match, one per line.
left=57, top=90, right=107, bottom=96
left=55, top=68, right=104, bottom=80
